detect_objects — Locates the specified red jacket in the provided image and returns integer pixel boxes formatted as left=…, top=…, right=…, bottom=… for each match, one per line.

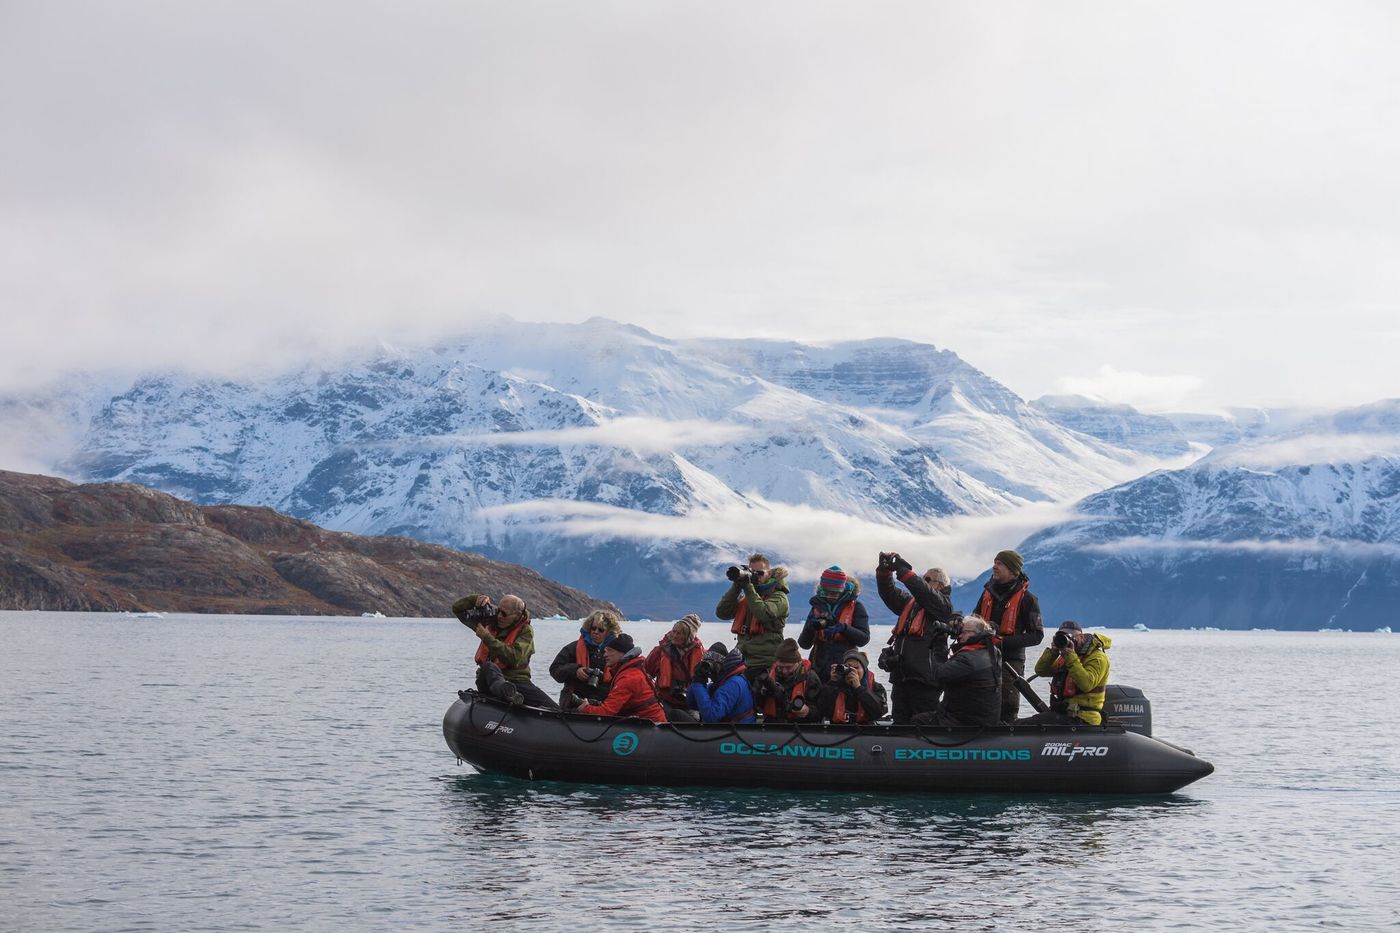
left=579, top=657, right=667, bottom=723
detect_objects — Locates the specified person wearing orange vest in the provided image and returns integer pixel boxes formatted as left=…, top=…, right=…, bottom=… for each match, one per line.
left=817, top=649, right=887, bottom=724
left=798, top=566, right=870, bottom=677
left=550, top=609, right=621, bottom=709
left=974, top=550, right=1044, bottom=723
left=715, top=554, right=790, bottom=686
left=644, top=614, right=704, bottom=721
left=875, top=553, right=960, bottom=724
left=1023, top=621, right=1112, bottom=725
left=753, top=638, right=822, bottom=722
left=451, top=592, right=559, bottom=710
left=913, top=616, right=1001, bottom=727
left=577, top=633, right=668, bottom=724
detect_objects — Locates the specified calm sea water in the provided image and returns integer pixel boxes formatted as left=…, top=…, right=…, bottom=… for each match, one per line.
left=3, top=611, right=1397, bottom=931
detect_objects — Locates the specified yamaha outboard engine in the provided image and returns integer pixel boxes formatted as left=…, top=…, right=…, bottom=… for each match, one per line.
left=1102, top=684, right=1152, bottom=736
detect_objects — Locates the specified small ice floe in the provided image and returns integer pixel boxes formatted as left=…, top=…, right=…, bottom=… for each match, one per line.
left=128, top=611, right=164, bottom=619
left=1376, top=626, right=1393, bottom=634
left=1132, top=623, right=1150, bottom=632
left=361, top=611, right=386, bottom=618
left=1318, top=627, right=1344, bottom=633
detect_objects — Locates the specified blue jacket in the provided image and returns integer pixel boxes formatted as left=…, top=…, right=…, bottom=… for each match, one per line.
left=690, top=652, right=756, bottom=724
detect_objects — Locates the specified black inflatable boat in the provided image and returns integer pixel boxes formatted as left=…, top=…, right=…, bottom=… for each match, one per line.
left=442, top=689, right=1214, bottom=795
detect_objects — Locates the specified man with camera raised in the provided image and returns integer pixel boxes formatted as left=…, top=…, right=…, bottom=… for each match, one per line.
left=913, top=616, right=1001, bottom=727
left=550, top=609, right=621, bottom=709
left=715, top=554, right=789, bottom=688
left=875, top=553, right=960, bottom=724
left=818, top=649, right=888, bottom=724
left=452, top=592, right=559, bottom=709
left=1022, top=621, right=1112, bottom=725
left=754, top=638, right=822, bottom=723
left=688, top=641, right=757, bottom=724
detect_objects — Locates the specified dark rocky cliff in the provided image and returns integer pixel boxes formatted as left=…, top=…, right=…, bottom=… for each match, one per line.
left=0, top=470, right=616, bottom=618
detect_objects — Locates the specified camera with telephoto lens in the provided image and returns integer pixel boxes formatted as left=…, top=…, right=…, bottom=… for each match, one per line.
left=466, top=603, right=499, bottom=625
left=693, top=656, right=719, bottom=683
left=1053, top=630, right=1075, bottom=650
left=835, top=663, right=856, bottom=682
left=877, top=646, right=899, bottom=673
left=788, top=695, right=807, bottom=713
left=583, top=667, right=605, bottom=689
left=726, top=564, right=752, bottom=583
left=756, top=673, right=777, bottom=697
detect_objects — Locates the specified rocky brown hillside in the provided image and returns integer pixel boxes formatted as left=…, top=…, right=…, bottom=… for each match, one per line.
left=0, top=470, right=617, bottom=618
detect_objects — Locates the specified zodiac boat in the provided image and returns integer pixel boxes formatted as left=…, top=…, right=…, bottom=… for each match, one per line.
left=442, top=688, right=1214, bottom=795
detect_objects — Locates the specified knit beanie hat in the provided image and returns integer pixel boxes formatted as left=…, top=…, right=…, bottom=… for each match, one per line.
left=841, top=649, right=869, bottom=668
left=609, top=633, right=636, bottom=654
left=995, top=549, right=1024, bottom=576
left=707, top=641, right=730, bottom=656
left=819, top=566, right=847, bottom=595
left=1057, top=620, right=1082, bottom=634
left=676, top=613, right=702, bottom=636
left=776, top=638, right=802, bottom=663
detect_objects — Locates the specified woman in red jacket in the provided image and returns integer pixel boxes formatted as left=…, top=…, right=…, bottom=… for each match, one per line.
left=578, top=633, right=668, bottom=723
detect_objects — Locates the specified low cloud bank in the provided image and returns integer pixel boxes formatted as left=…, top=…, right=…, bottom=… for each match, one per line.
left=1079, top=536, right=1400, bottom=559
left=480, top=497, right=1075, bottom=584
left=408, top=417, right=756, bottom=454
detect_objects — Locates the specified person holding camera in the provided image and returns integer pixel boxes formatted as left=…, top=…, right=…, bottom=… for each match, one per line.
left=550, top=609, right=622, bottom=709
left=644, top=614, right=705, bottom=721
left=798, top=566, right=870, bottom=677
left=974, top=549, right=1044, bottom=723
left=715, top=554, right=790, bottom=687
left=817, top=649, right=887, bottom=724
left=576, top=633, right=668, bottom=723
left=912, top=616, right=1001, bottom=727
left=451, top=592, right=559, bottom=710
left=1022, top=621, right=1112, bottom=725
left=754, top=638, right=822, bottom=722
left=875, top=553, right=960, bottom=724
left=688, top=642, right=756, bottom=724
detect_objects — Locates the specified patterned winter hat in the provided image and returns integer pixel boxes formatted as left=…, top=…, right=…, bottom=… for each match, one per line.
left=676, top=613, right=702, bottom=636
left=819, top=566, right=847, bottom=595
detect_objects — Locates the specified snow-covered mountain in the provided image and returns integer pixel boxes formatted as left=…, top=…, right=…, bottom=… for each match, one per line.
left=1030, top=394, right=1194, bottom=458
left=964, top=400, right=1400, bottom=630
left=0, top=318, right=1184, bottom=615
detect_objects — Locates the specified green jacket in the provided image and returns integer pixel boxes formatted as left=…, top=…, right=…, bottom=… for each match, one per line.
left=715, top=569, right=790, bottom=671
left=1034, top=633, right=1111, bottom=725
left=453, top=594, right=537, bottom=684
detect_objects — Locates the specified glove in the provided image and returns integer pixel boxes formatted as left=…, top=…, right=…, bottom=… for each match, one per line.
left=877, top=552, right=895, bottom=572
left=823, top=623, right=842, bottom=642
left=891, top=554, right=913, bottom=575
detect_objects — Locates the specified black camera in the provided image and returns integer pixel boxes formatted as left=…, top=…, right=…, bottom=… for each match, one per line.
left=583, top=667, right=605, bottom=689
left=726, top=564, right=752, bottom=583
left=756, top=674, right=777, bottom=697
left=465, top=603, right=499, bottom=625
left=693, top=658, right=718, bottom=683
left=789, top=695, right=806, bottom=713
left=877, top=552, right=895, bottom=571
left=1053, top=630, right=1075, bottom=650
left=835, top=663, right=855, bottom=682
left=877, top=646, right=898, bottom=673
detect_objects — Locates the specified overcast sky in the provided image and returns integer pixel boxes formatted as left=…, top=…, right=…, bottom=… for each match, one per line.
left=3, top=1, right=1398, bottom=411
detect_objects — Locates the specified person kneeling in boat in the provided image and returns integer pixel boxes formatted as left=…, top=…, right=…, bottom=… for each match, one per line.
left=1019, top=621, right=1111, bottom=726
left=754, top=637, right=822, bottom=723
left=912, top=616, right=1000, bottom=727
left=551, top=609, right=621, bottom=710
left=688, top=642, right=757, bottom=724
left=644, top=614, right=704, bottom=722
left=818, top=649, right=888, bottom=724
left=452, top=593, right=559, bottom=710
left=576, top=633, right=667, bottom=724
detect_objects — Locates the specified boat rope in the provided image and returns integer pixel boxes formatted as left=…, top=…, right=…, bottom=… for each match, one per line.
left=909, top=722, right=991, bottom=748
left=460, top=689, right=513, bottom=737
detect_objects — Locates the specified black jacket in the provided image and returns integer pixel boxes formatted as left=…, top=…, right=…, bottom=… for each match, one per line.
left=932, top=641, right=1001, bottom=726
left=974, top=575, right=1044, bottom=663
left=550, top=637, right=611, bottom=703
left=876, top=569, right=958, bottom=685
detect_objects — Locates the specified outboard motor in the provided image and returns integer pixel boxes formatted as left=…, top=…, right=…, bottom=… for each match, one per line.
left=1102, top=684, right=1152, bottom=736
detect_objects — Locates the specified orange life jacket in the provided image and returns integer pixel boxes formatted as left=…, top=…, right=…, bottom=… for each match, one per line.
left=730, top=597, right=762, bottom=637
left=474, top=621, right=527, bottom=672
left=810, top=601, right=857, bottom=640
left=831, top=670, right=877, bottom=724
left=654, top=638, right=704, bottom=692
left=977, top=577, right=1030, bottom=640
left=575, top=637, right=614, bottom=686
left=762, top=659, right=813, bottom=718
left=893, top=599, right=926, bottom=637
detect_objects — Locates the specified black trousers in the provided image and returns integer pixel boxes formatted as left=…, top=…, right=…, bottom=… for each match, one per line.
left=476, top=663, right=560, bottom=711
left=999, top=657, right=1025, bottom=724
left=890, top=680, right=941, bottom=725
